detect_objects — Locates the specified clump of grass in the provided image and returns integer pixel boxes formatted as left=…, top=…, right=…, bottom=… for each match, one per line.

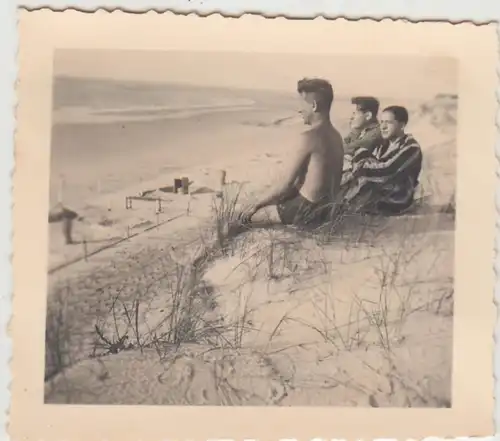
left=317, top=218, right=452, bottom=406
left=262, top=231, right=302, bottom=281
left=227, top=286, right=255, bottom=348
left=91, top=252, right=218, bottom=359
left=45, top=285, right=73, bottom=380
left=46, top=184, right=252, bottom=377
left=211, top=182, right=245, bottom=253
left=45, top=169, right=454, bottom=408
left=280, top=214, right=444, bottom=375
left=239, top=232, right=305, bottom=283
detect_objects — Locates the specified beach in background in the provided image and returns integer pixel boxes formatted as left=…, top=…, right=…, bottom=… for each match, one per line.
left=48, top=73, right=456, bottom=271
left=50, top=49, right=457, bottom=213
left=50, top=75, right=426, bottom=208
left=45, top=51, right=459, bottom=406
left=50, top=76, right=303, bottom=206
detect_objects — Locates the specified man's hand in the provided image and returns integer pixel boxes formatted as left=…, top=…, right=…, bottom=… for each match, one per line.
left=238, top=204, right=259, bottom=225
left=341, top=170, right=354, bottom=186
left=352, top=159, right=366, bottom=174
left=343, top=155, right=353, bottom=172
left=236, top=133, right=311, bottom=226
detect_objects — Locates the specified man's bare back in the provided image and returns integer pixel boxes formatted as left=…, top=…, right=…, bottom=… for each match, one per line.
left=297, top=122, right=344, bottom=204
left=239, top=77, right=344, bottom=227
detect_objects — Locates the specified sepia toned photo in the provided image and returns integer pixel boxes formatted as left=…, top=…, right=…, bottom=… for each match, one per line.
left=10, top=11, right=496, bottom=441
left=44, top=49, right=458, bottom=408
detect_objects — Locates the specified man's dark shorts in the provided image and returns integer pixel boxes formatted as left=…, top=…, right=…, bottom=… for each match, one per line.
left=277, top=193, right=333, bottom=228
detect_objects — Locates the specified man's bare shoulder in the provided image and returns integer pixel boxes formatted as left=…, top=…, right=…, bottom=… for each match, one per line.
left=302, top=125, right=341, bottom=152
left=297, top=128, right=316, bottom=151
left=330, top=125, right=343, bottom=142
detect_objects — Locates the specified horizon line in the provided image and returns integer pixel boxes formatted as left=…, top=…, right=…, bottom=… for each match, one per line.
left=53, top=74, right=456, bottom=102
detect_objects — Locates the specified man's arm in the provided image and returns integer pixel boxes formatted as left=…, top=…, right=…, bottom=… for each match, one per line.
left=343, top=127, right=361, bottom=145
left=344, top=126, right=382, bottom=157
left=253, top=134, right=312, bottom=211
left=355, top=140, right=422, bottom=184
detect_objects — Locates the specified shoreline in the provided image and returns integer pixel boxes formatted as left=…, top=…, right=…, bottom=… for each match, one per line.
left=46, top=93, right=456, bottom=274
left=43, top=92, right=458, bottom=406
left=46, top=117, right=304, bottom=272
left=49, top=107, right=306, bottom=208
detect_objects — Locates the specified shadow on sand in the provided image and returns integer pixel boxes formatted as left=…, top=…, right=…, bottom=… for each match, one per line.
left=68, top=238, right=121, bottom=245
left=226, top=203, right=455, bottom=248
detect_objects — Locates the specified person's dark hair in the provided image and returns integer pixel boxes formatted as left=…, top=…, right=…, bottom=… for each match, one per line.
left=383, top=105, right=409, bottom=125
left=351, top=96, right=380, bottom=117
left=297, top=77, right=334, bottom=112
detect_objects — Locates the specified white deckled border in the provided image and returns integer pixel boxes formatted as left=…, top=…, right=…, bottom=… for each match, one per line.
left=17, top=0, right=500, bottom=23
left=1, top=1, right=16, bottom=441
left=494, top=22, right=500, bottom=436
left=2, top=5, right=500, bottom=441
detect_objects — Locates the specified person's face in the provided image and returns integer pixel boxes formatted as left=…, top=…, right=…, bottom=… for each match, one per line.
left=298, top=92, right=317, bottom=125
left=380, top=110, right=405, bottom=140
left=349, top=105, right=372, bottom=130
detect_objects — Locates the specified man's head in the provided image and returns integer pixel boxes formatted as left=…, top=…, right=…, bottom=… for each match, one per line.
left=380, top=105, right=409, bottom=140
left=349, top=96, right=380, bottom=130
left=297, top=77, right=334, bottom=125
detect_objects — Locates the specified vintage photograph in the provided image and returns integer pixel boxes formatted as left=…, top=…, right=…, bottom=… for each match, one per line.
left=11, top=11, right=496, bottom=440
left=44, top=49, right=457, bottom=407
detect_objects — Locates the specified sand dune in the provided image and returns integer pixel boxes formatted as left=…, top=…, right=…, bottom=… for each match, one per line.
left=44, top=85, right=457, bottom=407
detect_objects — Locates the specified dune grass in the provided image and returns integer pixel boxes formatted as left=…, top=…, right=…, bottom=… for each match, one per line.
left=44, top=184, right=454, bottom=406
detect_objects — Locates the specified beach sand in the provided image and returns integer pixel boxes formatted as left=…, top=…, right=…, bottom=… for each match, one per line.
left=44, top=78, right=457, bottom=407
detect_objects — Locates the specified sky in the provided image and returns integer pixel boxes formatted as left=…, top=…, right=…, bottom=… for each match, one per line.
left=54, top=49, right=458, bottom=100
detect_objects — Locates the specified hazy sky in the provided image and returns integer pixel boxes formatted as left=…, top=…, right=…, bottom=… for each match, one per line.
left=55, top=49, right=458, bottom=99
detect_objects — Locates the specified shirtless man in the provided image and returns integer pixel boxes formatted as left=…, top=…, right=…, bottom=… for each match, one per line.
left=239, top=77, right=344, bottom=227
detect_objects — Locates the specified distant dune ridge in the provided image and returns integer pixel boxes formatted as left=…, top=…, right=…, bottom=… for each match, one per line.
left=45, top=73, right=458, bottom=407
left=416, top=93, right=458, bottom=130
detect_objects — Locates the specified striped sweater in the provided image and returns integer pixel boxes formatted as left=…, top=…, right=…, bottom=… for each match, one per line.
left=345, top=133, right=423, bottom=208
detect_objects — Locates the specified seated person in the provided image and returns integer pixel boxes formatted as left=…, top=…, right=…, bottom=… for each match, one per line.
left=343, top=96, right=382, bottom=171
left=239, top=77, right=344, bottom=228
left=340, top=105, right=423, bottom=215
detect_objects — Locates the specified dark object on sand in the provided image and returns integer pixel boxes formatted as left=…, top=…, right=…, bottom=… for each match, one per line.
left=155, top=198, right=163, bottom=213
left=442, top=195, right=456, bottom=217
left=181, top=177, right=190, bottom=194
left=173, top=177, right=190, bottom=194
left=48, top=203, right=79, bottom=245
left=216, top=169, right=227, bottom=198
left=174, top=178, right=182, bottom=193
left=191, top=186, right=215, bottom=195
left=125, top=196, right=133, bottom=209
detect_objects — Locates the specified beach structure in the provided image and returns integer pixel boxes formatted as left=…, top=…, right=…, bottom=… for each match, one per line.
left=48, top=203, right=79, bottom=245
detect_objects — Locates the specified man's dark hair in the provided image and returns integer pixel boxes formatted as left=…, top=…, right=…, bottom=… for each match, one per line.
left=351, top=96, right=380, bottom=117
left=383, top=105, right=409, bottom=125
left=297, top=77, right=334, bottom=112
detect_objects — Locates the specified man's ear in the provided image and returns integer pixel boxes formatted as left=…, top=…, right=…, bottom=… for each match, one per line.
left=312, top=99, right=318, bottom=112
left=364, top=111, right=373, bottom=121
